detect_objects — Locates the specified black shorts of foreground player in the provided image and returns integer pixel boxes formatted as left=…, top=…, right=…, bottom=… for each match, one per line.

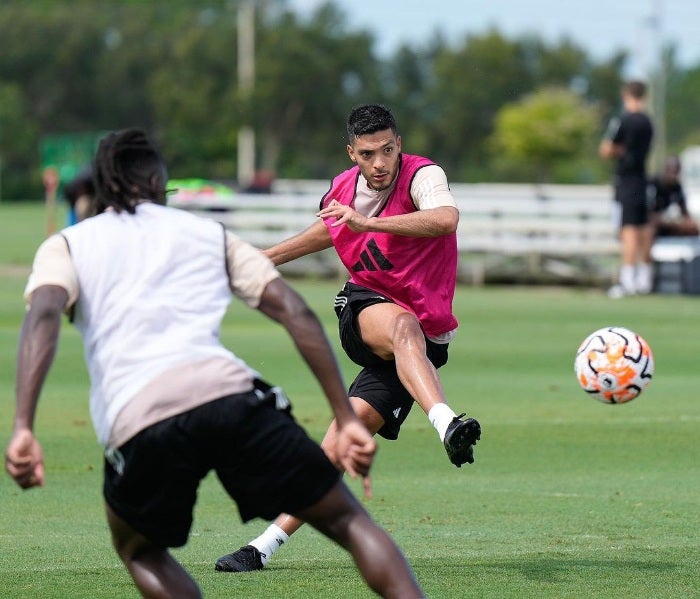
left=217, top=103, right=480, bottom=574
left=4, top=128, right=424, bottom=599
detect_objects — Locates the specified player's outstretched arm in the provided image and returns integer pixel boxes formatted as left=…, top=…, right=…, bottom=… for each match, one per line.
left=6, top=285, right=68, bottom=489
left=263, top=220, right=333, bottom=266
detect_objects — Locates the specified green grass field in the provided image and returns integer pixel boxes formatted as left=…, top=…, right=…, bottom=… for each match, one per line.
left=1, top=203, right=699, bottom=598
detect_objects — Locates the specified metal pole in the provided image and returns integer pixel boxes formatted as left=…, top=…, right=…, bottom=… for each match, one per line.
left=648, top=0, right=666, bottom=174
left=237, top=1, right=255, bottom=190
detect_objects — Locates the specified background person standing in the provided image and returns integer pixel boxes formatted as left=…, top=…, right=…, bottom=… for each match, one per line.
left=599, top=80, right=654, bottom=297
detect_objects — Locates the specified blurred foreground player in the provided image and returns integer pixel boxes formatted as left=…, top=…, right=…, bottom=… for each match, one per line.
left=4, top=128, right=424, bottom=599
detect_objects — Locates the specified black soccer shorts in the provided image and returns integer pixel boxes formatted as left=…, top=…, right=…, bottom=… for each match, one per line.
left=103, top=382, right=340, bottom=548
left=334, top=282, right=449, bottom=440
left=615, top=175, right=649, bottom=226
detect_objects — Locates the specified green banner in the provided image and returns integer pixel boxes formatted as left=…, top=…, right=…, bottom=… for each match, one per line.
left=39, top=132, right=104, bottom=184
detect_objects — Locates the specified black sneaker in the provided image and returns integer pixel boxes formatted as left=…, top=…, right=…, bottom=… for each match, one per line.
left=444, top=413, right=481, bottom=467
left=215, top=545, right=265, bottom=572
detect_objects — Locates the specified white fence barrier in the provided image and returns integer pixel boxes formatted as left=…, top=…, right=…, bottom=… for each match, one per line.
left=171, top=182, right=621, bottom=285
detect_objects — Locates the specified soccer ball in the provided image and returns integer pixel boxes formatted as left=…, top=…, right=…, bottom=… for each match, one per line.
left=574, top=326, right=654, bottom=404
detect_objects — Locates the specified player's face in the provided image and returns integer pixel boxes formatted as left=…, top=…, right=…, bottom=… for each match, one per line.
left=347, top=129, right=402, bottom=191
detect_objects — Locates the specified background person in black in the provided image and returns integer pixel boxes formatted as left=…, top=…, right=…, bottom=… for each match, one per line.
left=648, top=155, right=699, bottom=238
left=599, top=80, right=654, bottom=297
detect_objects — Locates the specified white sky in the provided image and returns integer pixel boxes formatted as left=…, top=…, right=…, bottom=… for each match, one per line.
left=288, top=0, right=700, bottom=75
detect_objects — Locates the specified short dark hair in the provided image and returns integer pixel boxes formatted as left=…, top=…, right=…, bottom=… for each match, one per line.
left=346, top=104, right=397, bottom=143
left=623, top=80, right=647, bottom=99
left=93, top=128, right=167, bottom=214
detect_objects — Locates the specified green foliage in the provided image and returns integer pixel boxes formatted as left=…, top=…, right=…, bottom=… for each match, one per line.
left=423, top=31, right=627, bottom=182
left=489, top=87, right=602, bottom=182
left=0, top=1, right=699, bottom=196
left=0, top=81, right=39, bottom=197
left=251, top=4, right=382, bottom=177
left=427, top=30, right=535, bottom=179
left=666, top=64, right=700, bottom=151
left=585, top=53, right=627, bottom=117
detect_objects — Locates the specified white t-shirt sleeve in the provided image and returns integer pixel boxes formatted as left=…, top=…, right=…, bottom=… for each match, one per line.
left=24, top=234, right=79, bottom=311
left=410, top=164, right=457, bottom=210
left=225, top=230, right=281, bottom=308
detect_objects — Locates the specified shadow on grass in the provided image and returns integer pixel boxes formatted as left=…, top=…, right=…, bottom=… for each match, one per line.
left=403, top=554, right=692, bottom=598
left=409, top=554, right=688, bottom=591
left=497, top=555, right=679, bottom=583
left=407, top=554, right=680, bottom=579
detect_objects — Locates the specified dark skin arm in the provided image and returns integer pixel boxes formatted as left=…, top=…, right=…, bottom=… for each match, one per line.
left=255, top=277, right=376, bottom=483
left=5, top=285, right=68, bottom=489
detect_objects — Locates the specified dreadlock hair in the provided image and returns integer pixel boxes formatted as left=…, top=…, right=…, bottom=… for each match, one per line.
left=93, top=128, right=168, bottom=214
left=346, top=104, right=397, bottom=144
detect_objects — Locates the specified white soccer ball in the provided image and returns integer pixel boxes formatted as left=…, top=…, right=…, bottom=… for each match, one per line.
left=574, top=326, right=654, bottom=404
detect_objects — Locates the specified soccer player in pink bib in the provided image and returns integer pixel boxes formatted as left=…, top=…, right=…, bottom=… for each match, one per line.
left=217, top=104, right=481, bottom=573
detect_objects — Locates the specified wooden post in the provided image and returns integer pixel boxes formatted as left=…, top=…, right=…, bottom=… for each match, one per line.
left=42, top=166, right=60, bottom=236
left=237, top=1, right=255, bottom=189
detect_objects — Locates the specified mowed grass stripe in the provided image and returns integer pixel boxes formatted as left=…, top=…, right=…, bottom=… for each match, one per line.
left=1, top=202, right=698, bottom=597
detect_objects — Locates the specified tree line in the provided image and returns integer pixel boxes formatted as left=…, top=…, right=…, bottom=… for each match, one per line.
left=1, top=0, right=699, bottom=199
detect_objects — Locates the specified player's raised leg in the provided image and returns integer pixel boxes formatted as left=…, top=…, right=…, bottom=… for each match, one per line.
left=355, top=301, right=480, bottom=467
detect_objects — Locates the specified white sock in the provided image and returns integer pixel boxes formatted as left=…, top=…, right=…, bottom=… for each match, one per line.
left=619, top=264, right=636, bottom=293
left=249, top=524, right=289, bottom=565
left=636, top=262, right=653, bottom=294
left=428, top=403, right=457, bottom=442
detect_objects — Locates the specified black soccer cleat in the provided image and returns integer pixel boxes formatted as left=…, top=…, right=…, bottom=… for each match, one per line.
left=444, top=413, right=481, bottom=467
left=215, top=545, right=265, bottom=572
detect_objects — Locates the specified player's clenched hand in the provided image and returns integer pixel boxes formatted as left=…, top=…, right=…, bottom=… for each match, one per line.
left=5, top=428, right=45, bottom=489
left=317, top=200, right=370, bottom=232
left=336, top=419, right=376, bottom=499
